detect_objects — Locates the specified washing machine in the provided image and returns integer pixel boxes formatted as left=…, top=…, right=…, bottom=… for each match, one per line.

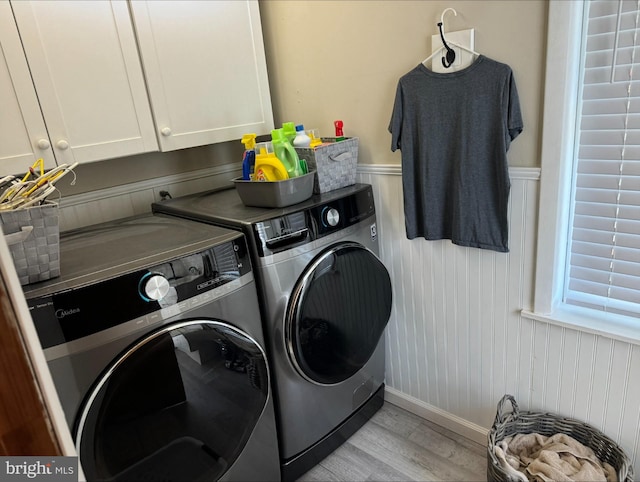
left=22, top=213, right=281, bottom=482
left=153, top=183, right=393, bottom=480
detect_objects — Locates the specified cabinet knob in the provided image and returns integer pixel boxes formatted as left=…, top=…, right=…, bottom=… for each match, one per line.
left=160, top=127, right=172, bottom=137
left=56, top=140, right=70, bottom=150
left=36, top=139, right=51, bottom=150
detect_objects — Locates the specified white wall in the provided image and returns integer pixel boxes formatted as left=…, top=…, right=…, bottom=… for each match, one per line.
left=260, top=0, right=546, bottom=169
left=359, top=167, right=640, bottom=476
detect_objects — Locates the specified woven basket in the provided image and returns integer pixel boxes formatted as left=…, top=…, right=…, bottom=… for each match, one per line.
left=0, top=202, right=60, bottom=286
left=294, top=137, right=358, bottom=194
left=487, top=395, right=633, bottom=482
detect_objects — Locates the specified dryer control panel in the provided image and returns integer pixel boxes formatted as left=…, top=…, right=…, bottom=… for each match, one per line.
left=27, top=238, right=251, bottom=349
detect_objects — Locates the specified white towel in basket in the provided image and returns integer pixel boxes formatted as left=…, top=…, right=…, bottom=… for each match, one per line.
left=495, top=441, right=529, bottom=482
left=494, top=432, right=617, bottom=482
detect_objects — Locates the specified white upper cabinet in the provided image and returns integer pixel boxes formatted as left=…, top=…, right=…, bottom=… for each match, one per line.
left=130, top=1, right=274, bottom=151
left=1, top=0, right=158, bottom=171
left=0, top=1, right=56, bottom=172
left=1, top=0, right=275, bottom=174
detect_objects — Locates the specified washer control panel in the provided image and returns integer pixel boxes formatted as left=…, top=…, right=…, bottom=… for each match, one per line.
left=311, top=186, right=375, bottom=237
left=140, top=273, right=171, bottom=301
left=252, top=185, right=376, bottom=257
left=27, top=237, right=251, bottom=349
left=254, top=211, right=311, bottom=256
left=322, top=207, right=340, bottom=227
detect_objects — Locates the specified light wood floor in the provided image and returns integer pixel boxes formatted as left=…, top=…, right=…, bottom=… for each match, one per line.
left=297, top=402, right=488, bottom=482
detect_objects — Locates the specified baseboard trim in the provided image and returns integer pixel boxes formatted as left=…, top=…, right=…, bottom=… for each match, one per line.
left=384, top=386, right=488, bottom=446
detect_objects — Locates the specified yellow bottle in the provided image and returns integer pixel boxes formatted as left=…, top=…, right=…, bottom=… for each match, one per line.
left=308, top=128, right=323, bottom=148
left=254, top=142, right=289, bottom=181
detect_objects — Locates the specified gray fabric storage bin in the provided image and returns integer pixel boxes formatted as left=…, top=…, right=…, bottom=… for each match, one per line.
left=1, top=202, right=60, bottom=286
left=295, top=137, right=358, bottom=194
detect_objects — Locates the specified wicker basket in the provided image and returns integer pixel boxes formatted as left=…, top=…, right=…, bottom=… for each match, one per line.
left=487, top=395, right=633, bottom=482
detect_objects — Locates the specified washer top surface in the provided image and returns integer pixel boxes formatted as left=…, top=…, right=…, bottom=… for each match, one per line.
left=23, top=213, right=243, bottom=299
left=153, top=183, right=372, bottom=229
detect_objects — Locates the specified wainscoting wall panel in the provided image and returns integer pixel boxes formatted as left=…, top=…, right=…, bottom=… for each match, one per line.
left=357, top=165, right=640, bottom=476
left=57, top=164, right=241, bottom=231
left=54, top=163, right=639, bottom=474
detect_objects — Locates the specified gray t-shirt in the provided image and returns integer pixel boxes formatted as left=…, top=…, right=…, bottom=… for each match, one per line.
left=389, top=55, right=523, bottom=252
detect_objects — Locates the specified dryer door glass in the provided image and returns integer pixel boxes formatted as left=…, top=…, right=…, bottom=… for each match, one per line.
left=286, top=242, right=392, bottom=384
left=75, top=321, right=269, bottom=482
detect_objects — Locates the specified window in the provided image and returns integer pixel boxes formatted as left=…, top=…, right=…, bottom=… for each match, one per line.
left=565, top=0, right=640, bottom=318
left=528, top=0, right=640, bottom=342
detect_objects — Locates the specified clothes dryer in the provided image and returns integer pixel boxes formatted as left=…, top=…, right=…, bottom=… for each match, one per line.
left=153, top=183, right=392, bottom=480
left=23, top=213, right=280, bottom=482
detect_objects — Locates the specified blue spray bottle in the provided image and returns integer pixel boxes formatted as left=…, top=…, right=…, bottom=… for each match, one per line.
left=241, top=133, right=257, bottom=180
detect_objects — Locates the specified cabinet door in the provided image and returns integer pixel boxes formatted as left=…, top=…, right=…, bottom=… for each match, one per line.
left=130, top=1, right=274, bottom=151
left=0, top=1, right=56, bottom=173
left=11, top=0, right=158, bottom=165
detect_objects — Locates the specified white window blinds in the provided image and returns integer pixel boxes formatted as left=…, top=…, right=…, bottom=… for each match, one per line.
left=565, top=0, right=640, bottom=318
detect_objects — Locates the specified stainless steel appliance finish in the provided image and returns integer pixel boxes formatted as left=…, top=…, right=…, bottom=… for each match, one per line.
left=23, top=214, right=280, bottom=482
left=153, top=184, right=393, bottom=480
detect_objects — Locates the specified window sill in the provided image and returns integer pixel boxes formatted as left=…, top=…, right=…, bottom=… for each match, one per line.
left=521, top=305, right=640, bottom=346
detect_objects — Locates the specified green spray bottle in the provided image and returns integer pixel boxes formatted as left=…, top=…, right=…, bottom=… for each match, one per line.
left=271, top=128, right=303, bottom=178
left=282, top=122, right=297, bottom=143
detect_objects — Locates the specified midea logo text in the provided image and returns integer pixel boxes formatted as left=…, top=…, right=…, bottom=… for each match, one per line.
left=55, top=308, right=80, bottom=319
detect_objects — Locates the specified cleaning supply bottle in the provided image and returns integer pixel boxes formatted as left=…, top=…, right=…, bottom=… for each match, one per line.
left=271, top=128, right=303, bottom=178
left=308, top=128, right=323, bottom=148
left=334, top=120, right=345, bottom=141
left=241, top=133, right=257, bottom=180
left=282, top=122, right=297, bottom=143
left=254, top=142, right=289, bottom=181
left=292, top=124, right=311, bottom=148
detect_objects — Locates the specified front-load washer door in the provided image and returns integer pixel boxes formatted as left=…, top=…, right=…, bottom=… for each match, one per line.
left=286, top=241, right=392, bottom=385
left=75, top=320, right=269, bottom=482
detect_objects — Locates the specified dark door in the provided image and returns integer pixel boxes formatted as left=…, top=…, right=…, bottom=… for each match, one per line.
left=286, top=242, right=392, bottom=385
left=75, top=320, right=269, bottom=482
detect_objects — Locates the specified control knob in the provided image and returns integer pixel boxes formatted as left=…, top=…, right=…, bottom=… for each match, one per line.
left=140, top=273, right=170, bottom=301
left=322, top=207, right=340, bottom=227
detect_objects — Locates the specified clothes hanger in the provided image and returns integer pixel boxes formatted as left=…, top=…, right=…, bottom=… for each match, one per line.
left=422, top=8, right=480, bottom=68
